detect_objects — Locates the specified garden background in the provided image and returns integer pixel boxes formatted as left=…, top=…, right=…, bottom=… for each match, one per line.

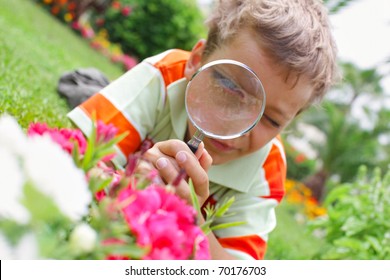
left=1, top=0, right=389, bottom=259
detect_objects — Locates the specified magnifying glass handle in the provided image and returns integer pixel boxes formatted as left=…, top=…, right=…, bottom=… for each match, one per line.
left=186, top=130, right=204, bottom=154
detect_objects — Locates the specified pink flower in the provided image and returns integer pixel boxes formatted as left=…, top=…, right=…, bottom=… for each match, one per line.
left=110, top=54, right=122, bottom=63
left=125, top=153, right=140, bottom=176
left=121, top=6, right=132, bottom=17
left=122, top=55, right=138, bottom=70
left=95, top=190, right=106, bottom=201
left=81, top=27, right=95, bottom=39
left=96, top=121, right=118, bottom=143
left=27, top=123, right=87, bottom=155
left=118, top=185, right=210, bottom=259
left=90, top=41, right=102, bottom=50
left=71, top=21, right=81, bottom=30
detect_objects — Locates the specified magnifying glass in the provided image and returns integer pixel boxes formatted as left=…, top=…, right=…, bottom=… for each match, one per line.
left=185, top=59, right=266, bottom=153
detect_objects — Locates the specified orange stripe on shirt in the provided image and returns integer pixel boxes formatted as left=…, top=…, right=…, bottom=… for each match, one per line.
left=262, top=136, right=286, bottom=202
left=218, top=235, right=267, bottom=260
left=80, top=93, right=141, bottom=157
left=153, top=50, right=190, bottom=87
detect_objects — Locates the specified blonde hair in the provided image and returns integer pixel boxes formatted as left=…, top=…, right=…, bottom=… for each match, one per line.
left=204, top=0, right=339, bottom=104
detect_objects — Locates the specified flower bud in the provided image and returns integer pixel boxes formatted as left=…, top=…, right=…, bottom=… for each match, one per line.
left=69, top=223, right=97, bottom=254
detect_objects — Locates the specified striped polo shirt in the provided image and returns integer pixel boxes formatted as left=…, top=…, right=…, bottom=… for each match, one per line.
left=68, top=49, right=286, bottom=259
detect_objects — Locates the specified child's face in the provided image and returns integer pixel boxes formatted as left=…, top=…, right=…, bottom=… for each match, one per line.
left=185, top=29, right=313, bottom=165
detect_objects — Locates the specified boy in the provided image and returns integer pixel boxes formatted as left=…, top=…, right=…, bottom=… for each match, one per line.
left=68, top=0, right=338, bottom=259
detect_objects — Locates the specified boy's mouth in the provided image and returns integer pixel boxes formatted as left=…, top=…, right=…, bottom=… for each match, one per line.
left=209, top=139, right=236, bottom=153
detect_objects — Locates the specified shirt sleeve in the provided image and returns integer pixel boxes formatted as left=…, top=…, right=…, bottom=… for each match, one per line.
left=207, top=136, right=287, bottom=259
left=67, top=62, right=166, bottom=166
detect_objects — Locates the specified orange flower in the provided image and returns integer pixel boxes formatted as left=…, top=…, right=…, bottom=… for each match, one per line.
left=51, top=6, right=60, bottom=15
left=294, top=153, right=307, bottom=163
left=284, top=179, right=327, bottom=219
left=68, top=2, right=76, bottom=10
left=64, top=13, right=73, bottom=22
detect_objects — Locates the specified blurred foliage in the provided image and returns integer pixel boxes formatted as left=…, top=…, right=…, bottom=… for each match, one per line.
left=305, top=102, right=380, bottom=183
left=97, top=0, right=206, bottom=60
left=324, top=0, right=357, bottom=14
left=337, top=61, right=385, bottom=107
left=309, top=166, right=390, bottom=259
left=291, top=58, right=389, bottom=200
left=284, top=140, right=316, bottom=181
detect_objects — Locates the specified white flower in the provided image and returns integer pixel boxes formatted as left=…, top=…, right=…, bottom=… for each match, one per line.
left=0, top=147, right=29, bottom=224
left=0, top=232, right=14, bottom=259
left=69, top=223, right=97, bottom=254
left=23, top=135, right=91, bottom=221
left=0, top=232, right=39, bottom=259
left=0, top=114, right=28, bottom=156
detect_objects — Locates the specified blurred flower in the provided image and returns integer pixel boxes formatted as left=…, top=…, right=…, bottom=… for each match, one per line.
left=0, top=114, right=213, bottom=260
left=23, top=135, right=90, bottom=221
left=0, top=233, right=39, bottom=260
left=69, top=223, right=98, bottom=254
left=28, top=122, right=87, bottom=155
left=96, top=120, right=118, bottom=143
left=81, top=26, right=95, bottom=39
left=285, top=179, right=327, bottom=220
left=121, top=6, right=132, bottom=17
left=0, top=147, right=28, bottom=223
left=64, top=12, right=73, bottom=22
left=122, top=55, right=138, bottom=70
left=119, top=185, right=209, bottom=260
left=36, top=0, right=139, bottom=70
left=0, top=114, right=28, bottom=156
left=112, top=1, right=121, bottom=10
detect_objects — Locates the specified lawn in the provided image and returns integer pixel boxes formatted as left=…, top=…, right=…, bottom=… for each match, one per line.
left=265, top=201, right=324, bottom=259
left=0, top=0, right=323, bottom=260
left=0, top=0, right=124, bottom=129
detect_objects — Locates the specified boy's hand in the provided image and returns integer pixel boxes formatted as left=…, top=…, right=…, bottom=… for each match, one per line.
left=143, top=139, right=212, bottom=205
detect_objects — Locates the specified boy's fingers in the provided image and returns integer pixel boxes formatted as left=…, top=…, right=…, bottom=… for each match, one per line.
left=198, top=149, right=212, bottom=172
left=174, top=151, right=209, bottom=201
left=155, top=157, right=179, bottom=184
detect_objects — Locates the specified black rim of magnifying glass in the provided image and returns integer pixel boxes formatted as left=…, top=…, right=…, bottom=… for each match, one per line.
left=185, top=59, right=266, bottom=140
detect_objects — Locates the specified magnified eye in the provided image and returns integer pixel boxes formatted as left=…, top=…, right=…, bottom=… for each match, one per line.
left=212, top=70, right=245, bottom=98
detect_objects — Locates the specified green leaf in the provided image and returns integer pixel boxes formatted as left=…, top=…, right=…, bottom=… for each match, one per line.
left=211, top=221, right=246, bottom=231
left=89, top=176, right=113, bottom=194
left=0, top=219, right=30, bottom=246
left=188, top=179, right=201, bottom=218
left=333, top=237, right=368, bottom=251
left=101, top=243, right=147, bottom=259
left=341, top=216, right=367, bottom=236
left=365, top=236, right=382, bottom=254
left=71, top=140, right=81, bottom=168
left=81, top=120, right=97, bottom=172
left=22, top=181, right=69, bottom=223
left=214, top=197, right=235, bottom=217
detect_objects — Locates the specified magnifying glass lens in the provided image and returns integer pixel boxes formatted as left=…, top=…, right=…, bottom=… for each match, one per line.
left=185, top=59, right=266, bottom=150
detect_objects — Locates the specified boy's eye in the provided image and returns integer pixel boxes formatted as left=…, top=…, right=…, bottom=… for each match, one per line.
left=263, top=114, right=280, bottom=128
left=212, top=70, right=244, bottom=97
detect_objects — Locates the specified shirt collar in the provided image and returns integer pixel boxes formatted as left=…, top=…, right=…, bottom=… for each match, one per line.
left=167, top=78, right=188, bottom=140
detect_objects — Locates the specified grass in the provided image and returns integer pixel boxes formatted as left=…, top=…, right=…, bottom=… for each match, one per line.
left=0, top=0, right=124, bottom=129
left=265, top=201, right=325, bottom=259
left=0, top=0, right=323, bottom=260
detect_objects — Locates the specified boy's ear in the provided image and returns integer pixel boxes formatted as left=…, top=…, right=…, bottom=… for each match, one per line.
left=184, top=39, right=207, bottom=79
